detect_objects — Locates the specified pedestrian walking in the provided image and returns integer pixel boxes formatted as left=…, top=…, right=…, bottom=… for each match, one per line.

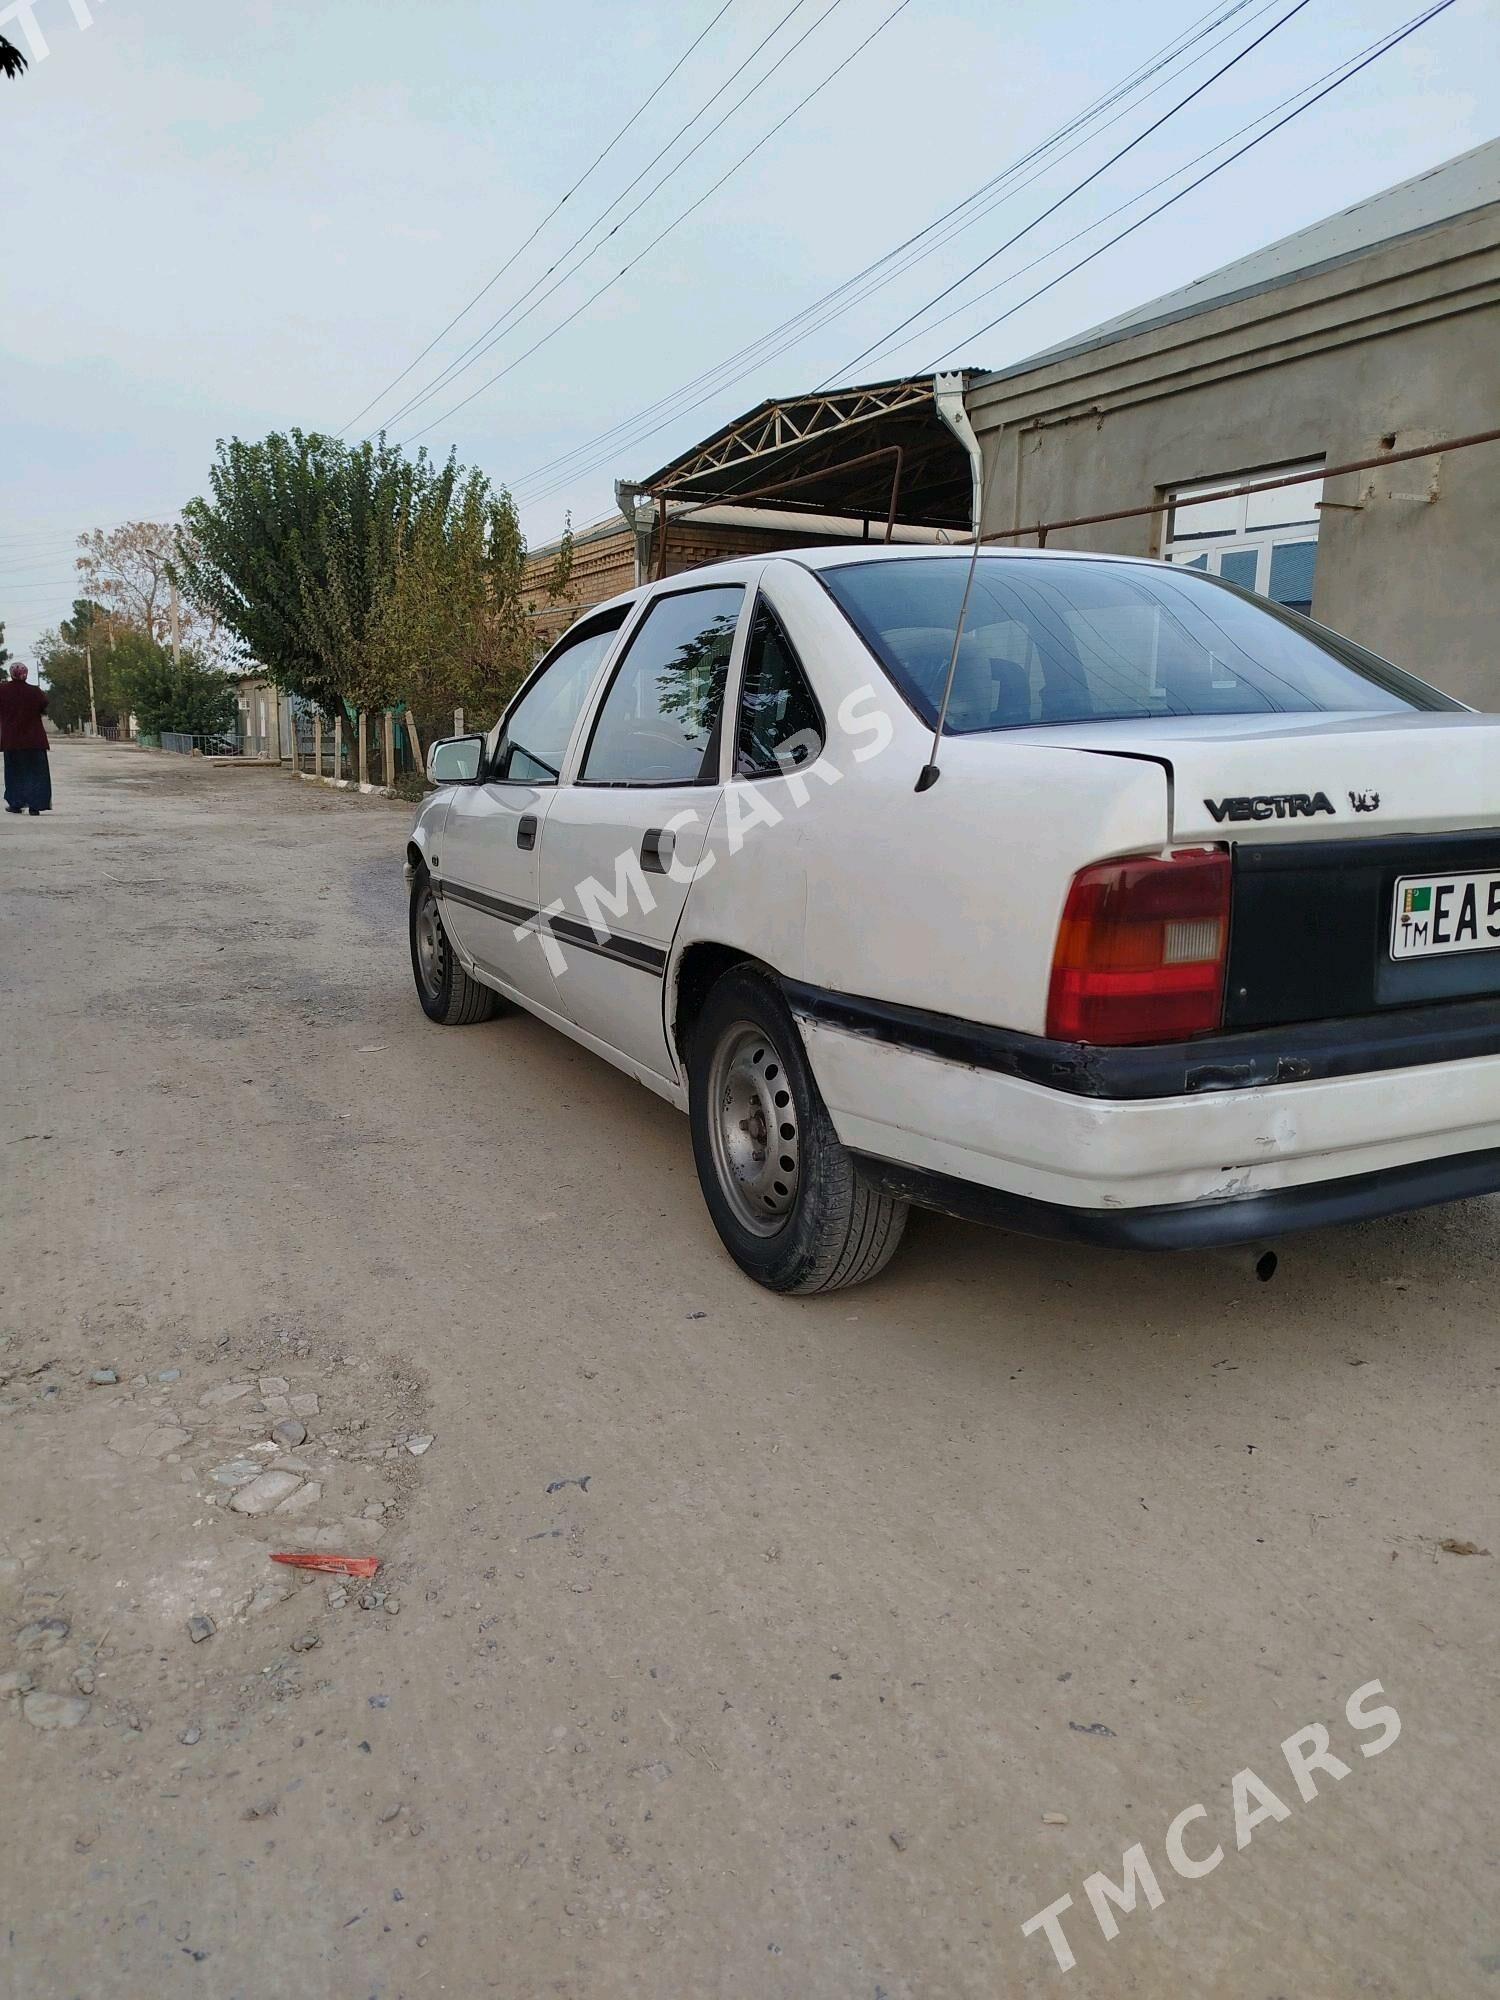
left=0, top=663, right=52, bottom=815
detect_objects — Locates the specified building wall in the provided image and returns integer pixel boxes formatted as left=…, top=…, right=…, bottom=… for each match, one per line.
left=521, top=522, right=638, bottom=654
left=234, top=677, right=280, bottom=756
left=965, top=201, right=1500, bottom=707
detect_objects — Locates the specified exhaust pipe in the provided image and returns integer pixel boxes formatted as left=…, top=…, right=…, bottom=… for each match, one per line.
left=1219, top=1242, right=1279, bottom=1282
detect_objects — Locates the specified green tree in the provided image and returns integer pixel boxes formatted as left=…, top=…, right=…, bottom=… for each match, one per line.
left=59, top=597, right=111, bottom=649
left=0, top=619, right=9, bottom=667
left=34, top=628, right=124, bottom=731
left=32, top=602, right=125, bottom=731
left=359, top=472, right=536, bottom=738
left=112, top=632, right=236, bottom=738
left=175, top=431, right=567, bottom=744
left=176, top=430, right=454, bottom=716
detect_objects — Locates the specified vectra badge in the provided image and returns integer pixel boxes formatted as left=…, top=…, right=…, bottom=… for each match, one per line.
left=1204, top=792, right=1336, bottom=823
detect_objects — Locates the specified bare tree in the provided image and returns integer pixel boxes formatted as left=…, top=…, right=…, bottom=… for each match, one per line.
left=75, top=521, right=219, bottom=654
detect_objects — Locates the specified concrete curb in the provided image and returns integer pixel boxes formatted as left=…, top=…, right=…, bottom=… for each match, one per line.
left=296, top=772, right=397, bottom=798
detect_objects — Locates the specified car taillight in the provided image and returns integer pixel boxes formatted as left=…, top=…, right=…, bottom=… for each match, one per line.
left=1047, top=849, right=1230, bottom=1045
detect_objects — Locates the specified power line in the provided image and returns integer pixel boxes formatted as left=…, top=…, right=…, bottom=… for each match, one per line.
left=508, top=0, right=1283, bottom=505
left=381, top=0, right=860, bottom=438
left=816, top=0, right=1313, bottom=388
left=920, top=0, right=1458, bottom=367
left=355, top=0, right=821, bottom=438
left=833, top=20, right=1426, bottom=381
left=0, top=511, right=182, bottom=551
left=337, top=0, right=740, bottom=437
left=395, top=0, right=915, bottom=446
left=585, top=0, right=1459, bottom=543
left=0, top=526, right=88, bottom=549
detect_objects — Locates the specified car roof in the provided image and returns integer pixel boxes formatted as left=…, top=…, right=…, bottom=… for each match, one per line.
left=575, top=541, right=1162, bottom=622
left=782, top=542, right=1157, bottom=572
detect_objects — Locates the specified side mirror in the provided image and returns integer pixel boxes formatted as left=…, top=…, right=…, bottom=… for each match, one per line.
left=426, top=735, right=486, bottom=785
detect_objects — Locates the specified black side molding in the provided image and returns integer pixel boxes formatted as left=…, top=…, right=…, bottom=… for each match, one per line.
left=434, top=878, right=665, bottom=976
left=438, top=879, right=532, bottom=927
left=783, top=979, right=1500, bottom=1102
left=547, top=913, right=666, bottom=974
left=855, top=1146, right=1500, bottom=1251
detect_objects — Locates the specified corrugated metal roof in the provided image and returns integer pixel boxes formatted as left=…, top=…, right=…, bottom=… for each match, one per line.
left=976, top=137, right=1500, bottom=386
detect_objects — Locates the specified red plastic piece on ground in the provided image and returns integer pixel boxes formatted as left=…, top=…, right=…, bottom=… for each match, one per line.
left=270, top=1552, right=380, bottom=1579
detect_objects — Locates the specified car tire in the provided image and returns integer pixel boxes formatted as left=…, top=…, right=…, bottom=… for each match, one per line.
left=689, top=964, right=909, bottom=1293
left=409, top=866, right=500, bottom=1026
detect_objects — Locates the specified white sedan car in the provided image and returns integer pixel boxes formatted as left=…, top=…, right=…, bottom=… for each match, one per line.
left=406, top=545, right=1500, bottom=1291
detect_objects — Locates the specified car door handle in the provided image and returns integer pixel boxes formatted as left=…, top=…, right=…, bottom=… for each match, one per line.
left=516, top=814, right=537, bottom=851
left=640, top=827, right=674, bottom=875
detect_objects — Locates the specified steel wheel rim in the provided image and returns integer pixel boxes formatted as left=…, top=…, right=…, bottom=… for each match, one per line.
left=415, top=886, right=447, bottom=999
left=707, top=1020, right=800, bottom=1236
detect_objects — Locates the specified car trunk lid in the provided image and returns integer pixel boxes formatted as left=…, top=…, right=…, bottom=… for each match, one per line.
left=1017, top=709, right=1499, bottom=843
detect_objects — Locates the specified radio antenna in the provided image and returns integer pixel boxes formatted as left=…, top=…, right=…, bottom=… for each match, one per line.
left=917, top=377, right=988, bottom=793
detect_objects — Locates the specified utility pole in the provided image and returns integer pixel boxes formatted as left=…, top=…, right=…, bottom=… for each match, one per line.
left=169, top=580, right=182, bottom=667
left=85, top=634, right=97, bottom=735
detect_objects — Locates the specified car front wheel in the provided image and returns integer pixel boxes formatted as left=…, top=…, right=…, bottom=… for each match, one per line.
left=409, top=866, right=500, bottom=1026
left=688, top=965, right=908, bottom=1293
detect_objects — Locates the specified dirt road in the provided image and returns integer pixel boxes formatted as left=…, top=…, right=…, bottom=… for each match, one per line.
left=2, top=740, right=1496, bottom=1998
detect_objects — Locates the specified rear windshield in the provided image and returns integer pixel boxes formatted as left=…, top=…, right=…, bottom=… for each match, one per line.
left=818, top=556, right=1458, bottom=732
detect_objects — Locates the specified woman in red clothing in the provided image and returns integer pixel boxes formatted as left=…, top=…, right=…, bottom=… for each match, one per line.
left=0, top=663, right=52, bottom=814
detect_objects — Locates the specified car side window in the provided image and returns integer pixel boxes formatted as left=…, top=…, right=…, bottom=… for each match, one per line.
left=491, top=614, right=624, bottom=784
left=581, top=585, right=743, bottom=786
left=736, top=599, right=825, bottom=778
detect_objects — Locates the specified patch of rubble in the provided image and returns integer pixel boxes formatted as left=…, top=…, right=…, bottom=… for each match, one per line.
left=1, top=1310, right=432, bottom=1750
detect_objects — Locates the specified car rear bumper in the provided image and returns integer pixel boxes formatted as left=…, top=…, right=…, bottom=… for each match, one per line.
left=791, top=1002, right=1500, bottom=1233
left=852, top=1145, right=1500, bottom=1250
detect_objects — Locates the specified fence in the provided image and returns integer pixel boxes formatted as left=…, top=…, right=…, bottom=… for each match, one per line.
left=160, top=731, right=265, bottom=757
left=297, top=709, right=425, bottom=789
left=156, top=708, right=430, bottom=787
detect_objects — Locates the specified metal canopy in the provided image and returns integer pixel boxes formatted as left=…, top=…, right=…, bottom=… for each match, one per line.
left=635, top=375, right=977, bottom=531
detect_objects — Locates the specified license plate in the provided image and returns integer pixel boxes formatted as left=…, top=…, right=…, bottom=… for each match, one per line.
left=1391, top=872, right=1500, bottom=961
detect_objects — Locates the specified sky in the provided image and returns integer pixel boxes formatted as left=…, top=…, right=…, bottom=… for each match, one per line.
left=2, top=0, right=1497, bottom=663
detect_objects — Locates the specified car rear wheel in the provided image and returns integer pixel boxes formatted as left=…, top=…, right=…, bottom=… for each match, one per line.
left=409, top=866, right=500, bottom=1026
left=689, top=965, right=908, bottom=1293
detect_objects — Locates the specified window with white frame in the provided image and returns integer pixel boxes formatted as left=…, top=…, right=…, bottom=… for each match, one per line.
left=1161, top=460, right=1323, bottom=616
